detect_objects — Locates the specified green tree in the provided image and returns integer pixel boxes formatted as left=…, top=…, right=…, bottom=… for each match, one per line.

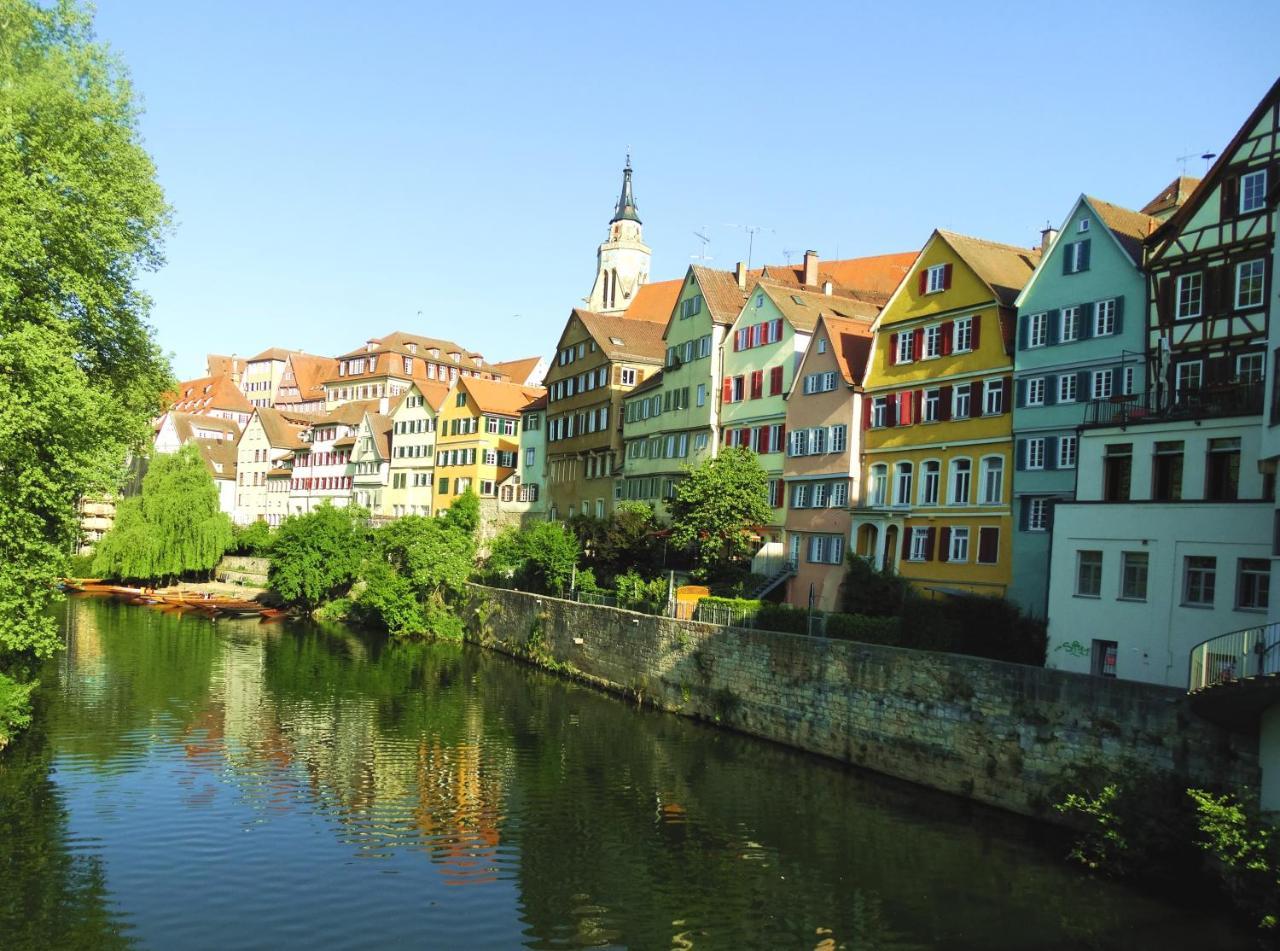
left=485, top=522, right=580, bottom=595
left=669, top=448, right=772, bottom=579
left=227, top=519, right=273, bottom=556
left=91, top=444, right=232, bottom=583
left=441, top=489, right=480, bottom=536
left=354, top=514, right=475, bottom=639
left=0, top=0, right=172, bottom=743
left=268, top=505, right=371, bottom=614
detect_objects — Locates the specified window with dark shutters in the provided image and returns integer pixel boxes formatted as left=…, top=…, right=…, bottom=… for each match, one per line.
left=901, top=531, right=912, bottom=560
left=913, top=328, right=924, bottom=361
left=941, top=321, right=954, bottom=355
left=1221, top=174, right=1240, bottom=220
left=942, top=263, right=953, bottom=289
left=770, top=365, right=784, bottom=395
left=938, top=527, right=951, bottom=562
left=938, top=385, right=952, bottom=420
left=977, top=527, right=999, bottom=564
left=917, top=271, right=929, bottom=295
left=971, top=314, right=982, bottom=350
left=925, top=527, right=937, bottom=560
left=889, top=332, right=899, bottom=365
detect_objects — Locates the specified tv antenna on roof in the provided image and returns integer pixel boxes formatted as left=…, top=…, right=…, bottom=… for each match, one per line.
left=692, top=228, right=712, bottom=263
left=725, top=223, right=774, bottom=270
left=782, top=248, right=795, bottom=265
left=1175, top=150, right=1217, bottom=175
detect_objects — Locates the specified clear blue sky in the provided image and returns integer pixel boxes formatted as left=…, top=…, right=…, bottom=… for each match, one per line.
left=91, top=0, right=1280, bottom=379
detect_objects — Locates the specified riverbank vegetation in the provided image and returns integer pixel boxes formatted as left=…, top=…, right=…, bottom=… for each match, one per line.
left=1055, top=764, right=1280, bottom=938
left=0, top=0, right=172, bottom=748
left=91, top=445, right=233, bottom=585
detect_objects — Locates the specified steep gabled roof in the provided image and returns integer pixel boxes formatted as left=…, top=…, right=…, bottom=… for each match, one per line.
left=356, top=413, right=393, bottom=460
left=1084, top=196, right=1160, bottom=264
left=1139, top=175, right=1202, bottom=220
left=193, top=439, right=237, bottom=481
left=254, top=406, right=317, bottom=449
left=168, top=374, right=254, bottom=415
left=761, top=252, right=917, bottom=302
left=937, top=230, right=1041, bottom=306
left=319, top=399, right=383, bottom=427
left=688, top=265, right=754, bottom=327
left=820, top=315, right=875, bottom=386
left=571, top=309, right=667, bottom=364
left=278, top=354, right=339, bottom=406
left=491, top=356, right=545, bottom=385
left=166, top=412, right=242, bottom=443
left=758, top=281, right=880, bottom=334
left=248, top=347, right=299, bottom=363
left=458, top=377, right=547, bottom=417
left=1148, top=76, right=1280, bottom=251
left=624, top=278, right=683, bottom=324
left=206, top=354, right=241, bottom=379
left=521, top=392, right=549, bottom=412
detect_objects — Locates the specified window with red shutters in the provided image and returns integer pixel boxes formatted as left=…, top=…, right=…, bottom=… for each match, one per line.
left=925, top=527, right=936, bottom=560
left=917, top=271, right=928, bottom=295
left=862, top=397, right=872, bottom=430
left=938, top=527, right=951, bottom=562
left=913, top=389, right=923, bottom=421
left=750, top=370, right=763, bottom=399
left=971, top=313, right=982, bottom=350
left=898, top=391, right=913, bottom=425
left=941, top=321, right=954, bottom=355
left=977, top=526, right=999, bottom=564
left=756, top=427, right=768, bottom=453
left=913, top=329, right=924, bottom=361
left=772, top=318, right=783, bottom=342
left=939, top=385, right=952, bottom=421
left=769, top=365, right=784, bottom=395
left=722, top=378, right=733, bottom=403
left=942, top=263, right=953, bottom=289
left=889, top=332, right=899, bottom=365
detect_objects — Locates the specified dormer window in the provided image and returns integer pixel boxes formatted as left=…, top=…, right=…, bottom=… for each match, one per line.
left=1077, top=218, right=1090, bottom=233
left=925, top=264, right=948, bottom=293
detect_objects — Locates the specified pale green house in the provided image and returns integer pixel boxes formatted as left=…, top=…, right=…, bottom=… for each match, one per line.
left=721, top=280, right=879, bottom=535
left=1009, top=194, right=1162, bottom=615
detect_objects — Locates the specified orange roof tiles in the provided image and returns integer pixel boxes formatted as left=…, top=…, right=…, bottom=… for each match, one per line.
left=572, top=309, right=668, bottom=363
left=1084, top=196, right=1160, bottom=263
left=491, top=356, right=544, bottom=385
left=459, top=377, right=547, bottom=417
left=1140, top=175, right=1202, bottom=219
left=819, top=315, right=876, bottom=386
left=168, top=374, right=253, bottom=415
left=623, top=278, right=682, bottom=324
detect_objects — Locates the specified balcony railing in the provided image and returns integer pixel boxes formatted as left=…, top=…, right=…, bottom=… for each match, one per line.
left=1085, top=381, right=1264, bottom=428
left=1188, top=622, right=1280, bottom=691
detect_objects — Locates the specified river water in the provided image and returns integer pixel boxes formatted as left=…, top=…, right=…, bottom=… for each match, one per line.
left=0, top=597, right=1257, bottom=950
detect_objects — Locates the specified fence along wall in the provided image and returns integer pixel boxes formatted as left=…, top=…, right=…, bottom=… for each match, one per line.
left=465, top=584, right=1260, bottom=819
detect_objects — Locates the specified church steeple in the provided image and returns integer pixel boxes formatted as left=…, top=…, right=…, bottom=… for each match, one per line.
left=586, top=154, right=651, bottom=315
left=611, top=154, right=641, bottom=225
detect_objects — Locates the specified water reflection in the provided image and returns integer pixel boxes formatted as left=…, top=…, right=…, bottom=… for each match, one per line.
left=0, top=598, right=1257, bottom=949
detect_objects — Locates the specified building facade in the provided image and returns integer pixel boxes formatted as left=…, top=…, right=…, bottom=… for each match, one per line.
left=287, top=401, right=380, bottom=514
left=350, top=412, right=392, bottom=516
left=323, top=332, right=497, bottom=410
left=515, top=395, right=548, bottom=519
left=234, top=407, right=314, bottom=525
left=854, top=231, right=1038, bottom=598
left=386, top=382, right=447, bottom=518
left=543, top=309, right=665, bottom=520
left=782, top=315, right=873, bottom=611
left=1046, top=414, right=1272, bottom=686
left=1009, top=196, right=1159, bottom=615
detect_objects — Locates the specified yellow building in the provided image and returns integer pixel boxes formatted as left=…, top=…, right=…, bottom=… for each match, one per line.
left=853, top=230, right=1039, bottom=598
left=386, top=381, right=449, bottom=518
left=434, top=376, right=546, bottom=522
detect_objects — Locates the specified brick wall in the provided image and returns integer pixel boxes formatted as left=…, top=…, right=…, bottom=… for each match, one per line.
left=464, top=584, right=1259, bottom=819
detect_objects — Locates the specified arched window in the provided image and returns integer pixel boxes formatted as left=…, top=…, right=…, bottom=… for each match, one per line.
left=601, top=270, right=611, bottom=308
left=868, top=464, right=888, bottom=506
left=610, top=269, right=619, bottom=308
left=893, top=461, right=913, bottom=506
left=980, top=455, right=1005, bottom=504
left=919, top=459, right=941, bottom=506
left=949, top=458, right=972, bottom=505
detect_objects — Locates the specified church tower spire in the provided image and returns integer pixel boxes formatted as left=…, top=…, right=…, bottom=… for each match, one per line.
left=587, top=155, right=651, bottom=315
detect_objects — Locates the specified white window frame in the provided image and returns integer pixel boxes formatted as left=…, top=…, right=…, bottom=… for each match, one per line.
left=1025, top=438, right=1045, bottom=470
left=926, top=264, right=947, bottom=293
left=923, top=388, right=941, bottom=422
left=949, top=527, right=970, bottom=562
left=1241, top=169, right=1268, bottom=214
left=949, top=458, right=972, bottom=505
left=1026, top=377, right=1045, bottom=407
left=924, top=325, right=943, bottom=358
left=869, top=464, right=888, bottom=506
left=896, top=333, right=914, bottom=365
left=1094, top=299, right=1116, bottom=336
left=1237, top=352, right=1265, bottom=384
left=908, top=527, right=931, bottom=561
left=920, top=460, right=941, bottom=506
left=1175, top=360, right=1203, bottom=395
left=953, top=317, right=973, bottom=353
left=1175, top=272, right=1203, bottom=320
left=982, top=379, right=1003, bottom=415
left=893, top=462, right=913, bottom=507
left=1027, top=498, right=1048, bottom=532
left=1027, top=313, right=1047, bottom=348
left=1091, top=369, right=1113, bottom=400
left=1057, top=435, right=1078, bottom=469
left=980, top=455, right=1004, bottom=505
left=1236, top=259, right=1266, bottom=310
left=1060, top=306, right=1079, bottom=343
left=620, top=368, right=636, bottom=386
left=953, top=384, right=971, bottom=419
left=1077, top=217, right=1090, bottom=233
left=871, top=398, right=887, bottom=428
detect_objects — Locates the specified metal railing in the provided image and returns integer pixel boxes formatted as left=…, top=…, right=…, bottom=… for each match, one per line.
left=1188, top=622, right=1280, bottom=691
left=1086, top=381, right=1264, bottom=428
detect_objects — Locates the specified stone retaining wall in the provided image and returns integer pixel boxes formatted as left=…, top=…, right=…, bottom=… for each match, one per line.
left=464, top=584, right=1260, bottom=819
left=216, top=555, right=269, bottom=586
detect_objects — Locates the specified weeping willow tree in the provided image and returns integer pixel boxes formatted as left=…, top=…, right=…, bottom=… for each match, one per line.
left=92, top=445, right=233, bottom=584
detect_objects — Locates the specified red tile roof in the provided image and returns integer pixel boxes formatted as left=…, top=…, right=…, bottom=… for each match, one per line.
left=820, top=315, right=875, bottom=386
left=458, top=377, right=547, bottom=417
left=167, top=374, right=253, bottom=415
left=491, top=356, right=544, bottom=384
left=624, top=278, right=683, bottom=324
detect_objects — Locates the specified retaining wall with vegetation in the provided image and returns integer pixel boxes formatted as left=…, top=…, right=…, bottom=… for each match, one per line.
left=464, top=584, right=1260, bottom=819
left=216, top=555, right=269, bottom=586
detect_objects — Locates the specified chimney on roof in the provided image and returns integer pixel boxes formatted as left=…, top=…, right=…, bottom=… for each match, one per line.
left=735, top=261, right=747, bottom=290
left=803, top=250, right=819, bottom=287
left=1039, top=226, right=1058, bottom=255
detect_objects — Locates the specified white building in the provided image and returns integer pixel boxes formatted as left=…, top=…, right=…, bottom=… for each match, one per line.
left=288, top=401, right=381, bottom=515
left=152, top=411, right=240, bottom=517
left=1046, top=412, right=1272, bottom=687
left=351, top=411, right=393, bottom=516
left=234, top=407, right=315, bottom=525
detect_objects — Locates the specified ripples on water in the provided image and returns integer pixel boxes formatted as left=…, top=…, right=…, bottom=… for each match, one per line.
left=0, top=598, right=1257, bottom=949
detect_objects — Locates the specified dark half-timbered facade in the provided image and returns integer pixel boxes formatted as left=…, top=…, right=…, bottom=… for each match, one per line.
left=1145, top=78, right=1280, bottom=412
